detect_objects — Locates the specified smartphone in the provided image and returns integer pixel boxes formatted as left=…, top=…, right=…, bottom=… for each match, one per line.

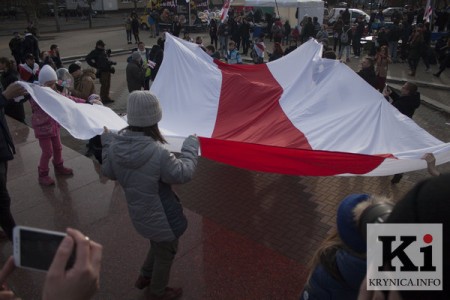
left=13, top=226, right=75, bottom=272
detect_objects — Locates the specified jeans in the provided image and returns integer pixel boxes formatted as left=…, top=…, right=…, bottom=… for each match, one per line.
left=210, top=35, right=218, bottom=49
left=241, top=36, right=250, bottom=54
left=141, top=239, right=179, bottom=297
left=420, top=46, right=430, bottom=69
left=352, top=37, right=361, bottom=56
left=333, top=36, right=342, bottom=52
left=339, top=45, right=351, bottom=60
left=0, top=161, right=15, bottom=240
left=219, top=36, right=228, bottom=58
left=150, top=25, right=156, bottom=38
left=408, top=57, right=419, bottom=74
left=133, top=32, right=140, bottom=43
left=99, top=71, right=111, bottom=101
left=126, top=30, right=132, bottom=42
left=388, top=41, right=398, bottom=62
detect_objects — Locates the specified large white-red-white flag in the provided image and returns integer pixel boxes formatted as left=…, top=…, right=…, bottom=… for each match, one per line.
left=424, top=0, right=432, bottom=22
left=153, top=34, right=450, bottom=176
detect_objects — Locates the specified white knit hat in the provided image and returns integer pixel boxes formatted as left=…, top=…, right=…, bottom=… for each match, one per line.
left=127, top=91, right=162, bottom=127
left=38, top=65, right=58, bottom=85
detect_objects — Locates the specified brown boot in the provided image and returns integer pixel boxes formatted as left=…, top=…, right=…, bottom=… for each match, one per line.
left=134, top=275, right=151, bottom=289
left=38, top=167, right=55, bottom=186
left=53, top=162, right=73, bottom=176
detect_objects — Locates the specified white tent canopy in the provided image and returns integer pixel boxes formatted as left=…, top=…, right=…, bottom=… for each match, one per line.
left=231, top=0, right=323, bottom=7
left=231, top=0, right=325, bottom=27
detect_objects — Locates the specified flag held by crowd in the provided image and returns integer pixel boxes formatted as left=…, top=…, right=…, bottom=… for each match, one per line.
left=151, top=34, right=450, bottom=177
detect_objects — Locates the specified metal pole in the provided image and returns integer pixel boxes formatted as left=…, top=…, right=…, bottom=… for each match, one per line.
left=189, top=1, right=191, bottom=26
left=274, top=0, right=280, bottom=18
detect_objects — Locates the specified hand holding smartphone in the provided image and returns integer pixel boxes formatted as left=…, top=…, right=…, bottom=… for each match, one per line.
left=13, top=226, right=75, bottom=272
left=43, top=228, right=103, bottom=300
left=12, top=226, right=103, bottom=300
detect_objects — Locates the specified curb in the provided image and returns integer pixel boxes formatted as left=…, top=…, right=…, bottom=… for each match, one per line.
left=61, top=48, right=131, bottom=64
left=387, top=76, right=450, bottom=91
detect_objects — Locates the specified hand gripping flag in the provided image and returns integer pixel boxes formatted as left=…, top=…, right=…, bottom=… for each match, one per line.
left=150, top=34, right=450, bottom=176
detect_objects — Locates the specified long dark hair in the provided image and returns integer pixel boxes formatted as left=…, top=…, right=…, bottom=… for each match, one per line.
left=126, top=124, right=167, bottom=144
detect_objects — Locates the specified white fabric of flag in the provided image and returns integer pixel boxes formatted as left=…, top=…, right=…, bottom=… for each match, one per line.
left=150, top=34, right=450, bottom=176
left=17, top=81, right=128, bottom=140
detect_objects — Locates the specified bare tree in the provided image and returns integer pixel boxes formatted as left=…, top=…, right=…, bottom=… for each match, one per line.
left=53, top=0, right=61, bottom=32
left=84, top=0, right=95, bottom=29
left=131, top=0, right=141, bottom=10
left=19, top=0, right=41, bottom=36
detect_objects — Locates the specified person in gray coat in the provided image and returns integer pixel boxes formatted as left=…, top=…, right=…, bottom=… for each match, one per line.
left=126, top=51, right=145, bottom=92
left=101, top=91, right=199, bottom=300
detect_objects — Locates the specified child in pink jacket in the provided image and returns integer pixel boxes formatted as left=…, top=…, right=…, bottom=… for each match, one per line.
left=32, top=65, right=91, bottom=186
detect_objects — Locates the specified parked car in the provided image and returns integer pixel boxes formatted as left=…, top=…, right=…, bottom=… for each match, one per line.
left=327, top=8, right=370, bottom=26
left=382, top=7, right=404, bottom=19
left=365, top=2, right=379, bottom=10
left=49, top=6, right=66, bottom=17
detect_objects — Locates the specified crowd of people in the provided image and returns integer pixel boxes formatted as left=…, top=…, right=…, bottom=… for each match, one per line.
left=117, top=4, right=449, bottom=79
left=331, top=5, right=450, bottom=78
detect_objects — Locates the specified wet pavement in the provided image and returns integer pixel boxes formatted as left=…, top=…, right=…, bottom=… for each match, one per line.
left=0, top=14, right=449, bottom=300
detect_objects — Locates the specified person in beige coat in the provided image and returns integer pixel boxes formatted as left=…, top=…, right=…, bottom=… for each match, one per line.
left=375, top=45, right=392, bottom=93
left=68, top=63, right=97, bottom=101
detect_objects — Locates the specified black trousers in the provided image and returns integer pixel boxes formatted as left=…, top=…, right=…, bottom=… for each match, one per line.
left=0, top=161, right=15, bottom=240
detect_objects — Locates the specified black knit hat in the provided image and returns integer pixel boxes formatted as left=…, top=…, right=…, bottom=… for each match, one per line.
left=68, top=63, right=81, bottom=74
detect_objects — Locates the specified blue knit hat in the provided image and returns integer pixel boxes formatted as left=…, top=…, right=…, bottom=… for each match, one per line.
left=337, top=194, right=370, bottom=254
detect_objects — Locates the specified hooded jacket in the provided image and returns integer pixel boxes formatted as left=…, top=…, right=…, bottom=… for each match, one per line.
left=126, top=60, right=144, bottom=92
left=301, top=249, right=366, bottom=300
left=101, top=131, right=199, bottom=242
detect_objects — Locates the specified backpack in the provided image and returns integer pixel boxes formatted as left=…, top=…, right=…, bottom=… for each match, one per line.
left=340, top=28, right=350, bottom=43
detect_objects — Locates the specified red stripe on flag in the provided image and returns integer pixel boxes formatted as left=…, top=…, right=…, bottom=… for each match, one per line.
left=199, top=137, right=386, bottom=176
left=214, top=62, right=311, bottom=149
